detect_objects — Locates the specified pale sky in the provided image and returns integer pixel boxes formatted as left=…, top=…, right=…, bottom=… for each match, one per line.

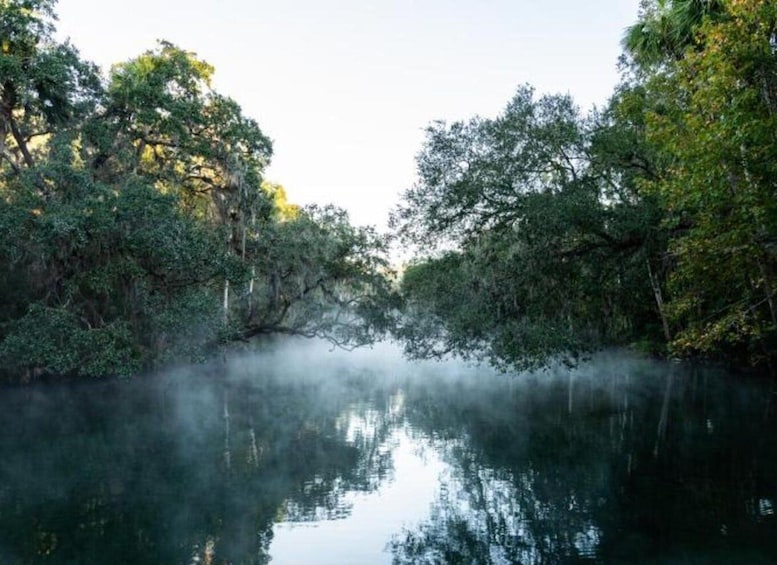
left=54, top=0, right=640, bottom=230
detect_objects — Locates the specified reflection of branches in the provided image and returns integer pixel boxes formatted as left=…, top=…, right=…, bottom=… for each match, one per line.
left=0, top=363, right=401, bottom=564
left=392, top=355, right=777, bottom=563
left=3, top=353, right=777, bottom=563
left=281, top=401, right=399, bottom=524
left=392, top=373, right=619, bottom=563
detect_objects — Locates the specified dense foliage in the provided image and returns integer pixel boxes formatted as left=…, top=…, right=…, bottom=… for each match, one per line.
left=4, top=0, right=776, bottom=378
left=392, top=0, right=777, bottom=371
left=391, top=87, right=665, bottom=370
left=0, top=0, right=393, bottom=379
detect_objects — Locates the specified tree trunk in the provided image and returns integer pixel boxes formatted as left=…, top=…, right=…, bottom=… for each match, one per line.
left=2, top=83, right=35, bottom=169
left=247, top=416, right=260, bottom=469
left=248, top=267, right=256, bottom=320
left=647, top=259, right=672, bottom=342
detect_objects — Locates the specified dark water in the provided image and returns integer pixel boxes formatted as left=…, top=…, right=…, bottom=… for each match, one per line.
left=2, top=342, right=777, bottom=564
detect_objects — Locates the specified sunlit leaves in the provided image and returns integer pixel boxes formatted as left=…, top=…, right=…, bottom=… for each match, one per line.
left=639, top=0, right=777, bottom=361
left=0, top=2, right=394, bottom=379
left=0, top=0, right=101, bottom=172
left=95, top=42, right=274, bottom=225
left=622, top=0, right=727, bottom=71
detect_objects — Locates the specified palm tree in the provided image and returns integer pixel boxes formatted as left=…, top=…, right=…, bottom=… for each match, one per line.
left=623, top=0, right=727, bottom=69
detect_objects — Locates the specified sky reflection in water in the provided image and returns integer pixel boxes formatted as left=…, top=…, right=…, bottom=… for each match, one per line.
left=1, top=341, right=776, bottom=564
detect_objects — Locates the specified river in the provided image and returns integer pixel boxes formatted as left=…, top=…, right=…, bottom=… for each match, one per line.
left=1, top=341, right=776, bottom=563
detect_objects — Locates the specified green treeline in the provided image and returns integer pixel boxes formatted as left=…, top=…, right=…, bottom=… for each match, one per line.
left=3, top=0, right=777, bottom=380
left=392, top=0, right=777, bottom=371
left=0, top=0, right=393, bottom=379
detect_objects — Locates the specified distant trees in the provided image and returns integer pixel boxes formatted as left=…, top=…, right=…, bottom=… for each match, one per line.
left=237, top=204, right=394, bottom=348
left=0, top=0, right=393, bottom=379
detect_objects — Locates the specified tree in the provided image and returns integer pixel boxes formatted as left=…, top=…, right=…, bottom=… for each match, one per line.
left=0, top=1, right=395, bottom=379
left=92, top=42, right=281, bottom=332
left=393, top=86, right=587, bottom=249
left=0, top=169, right=232, bottom=376
left=392, top=86, right=666, bottom=370
left=239, top=205, right=395, bottom=350
left=622, top=0, right=727, bottom=71
left=88, top=41, right=275, bottom=226
left=0, top=0, right=101, bottom=174
left=638, top=0, right=777, bottom=363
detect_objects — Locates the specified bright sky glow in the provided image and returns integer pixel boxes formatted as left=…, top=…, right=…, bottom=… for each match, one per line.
left=55, top=0, right=640, bottom=230
left=269, top=426, right=443, bottom=564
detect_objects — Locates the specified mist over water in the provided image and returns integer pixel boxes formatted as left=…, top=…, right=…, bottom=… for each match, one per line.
left=1, top=340, right=777, bottom=564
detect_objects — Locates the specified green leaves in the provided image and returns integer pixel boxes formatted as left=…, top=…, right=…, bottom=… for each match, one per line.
left=1, top=0, right=101, bottom=172
left=622, top=0, right=727, bottom=70
left=0, top=4, right=394, bottom=378
left=0, top=163, right=236, bottom=377
left=96, top=42, right=274, bottom=226
left=392, top=86, right=667, bottom=370
left=636, top=0, right=777, bottom=362
left=240, top=204, right=395, bottom=349
left=0, top=304, right=140, bottom=378
left=392, top=85, right=586, bottom=250
left=391, top=0, right=777, bottom=370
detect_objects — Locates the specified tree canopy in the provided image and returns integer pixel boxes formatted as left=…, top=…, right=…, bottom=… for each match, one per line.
left=0, top=0, right=393, bottom=379
left=3, top=0, right=776, bottom=378
left=391, top=86, right=666, bottom=370
left=391, top=0, right=777, bottom=372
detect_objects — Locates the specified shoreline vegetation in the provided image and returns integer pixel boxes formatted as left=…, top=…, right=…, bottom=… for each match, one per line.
left=2, top=0, right=777, bottom=382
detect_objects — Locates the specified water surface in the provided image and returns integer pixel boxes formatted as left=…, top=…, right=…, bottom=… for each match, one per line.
left=1, top=342, right=776, bottom=563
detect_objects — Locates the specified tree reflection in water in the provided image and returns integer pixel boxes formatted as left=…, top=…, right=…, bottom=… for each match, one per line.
left=0, top=353, right=400, bottom=564
left=0, top=346, right=776, bottom=564
left=391, top=354, right=777, bottom=564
